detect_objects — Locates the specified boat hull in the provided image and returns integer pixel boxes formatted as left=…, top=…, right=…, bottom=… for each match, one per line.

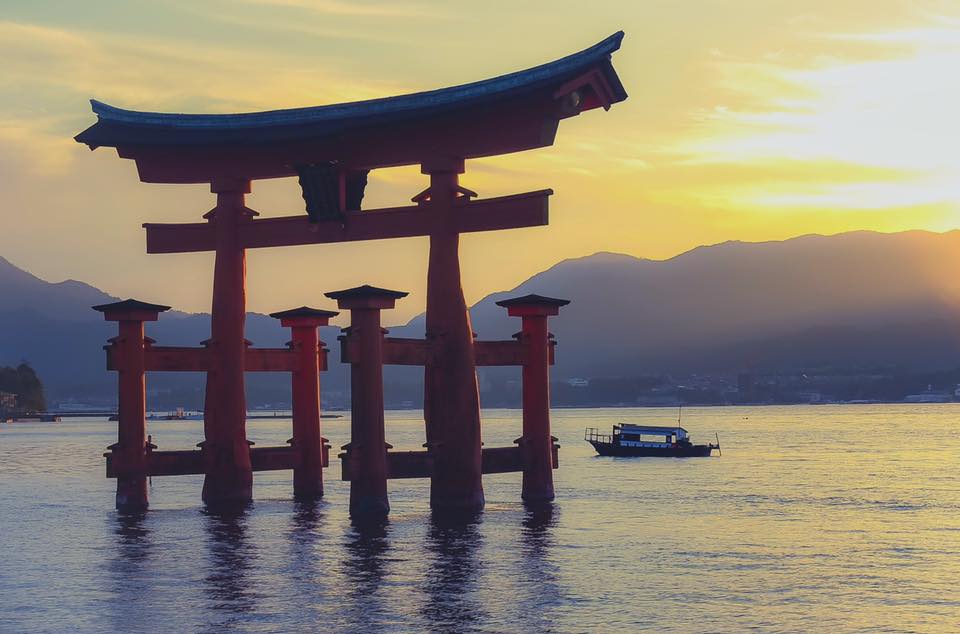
left=589, top=441, right=715, bottom=457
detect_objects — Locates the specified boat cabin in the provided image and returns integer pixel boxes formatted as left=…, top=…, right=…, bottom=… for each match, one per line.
left=615, top=424, right=689, bottom=448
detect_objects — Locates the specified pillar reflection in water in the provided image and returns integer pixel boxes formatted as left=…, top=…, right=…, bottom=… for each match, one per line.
left=203, top=508, right=258, bottom=621
left=516, top=504, right=561, bottom=632
left=290, top=500, right=324, bottom=545
left=286, top=500, right=329, bottom=614
left=107, top=512, right=153, bottom=628
left=112, top=511, right=153, bottom=563
left=421, top=511, right=487, bottom=630
left=342, top=518, right=392, bottom=630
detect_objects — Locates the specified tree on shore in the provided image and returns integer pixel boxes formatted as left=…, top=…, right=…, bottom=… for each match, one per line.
left=0, top=362, right=46, bottom=412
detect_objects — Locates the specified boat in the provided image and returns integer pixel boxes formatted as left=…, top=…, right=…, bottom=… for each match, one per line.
left=584, top=423, right=719, bottom=457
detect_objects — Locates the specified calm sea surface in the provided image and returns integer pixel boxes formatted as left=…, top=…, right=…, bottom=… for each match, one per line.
left=1, top=404, right=958, bottom=633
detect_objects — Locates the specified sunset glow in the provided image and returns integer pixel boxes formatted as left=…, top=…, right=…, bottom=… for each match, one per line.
left=2, top=1, right=959, bottom=319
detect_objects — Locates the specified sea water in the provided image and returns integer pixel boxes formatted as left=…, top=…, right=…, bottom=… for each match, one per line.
left=0, top=405, right=957, bottom=633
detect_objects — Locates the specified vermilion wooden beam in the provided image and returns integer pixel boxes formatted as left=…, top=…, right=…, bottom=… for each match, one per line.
left=474, top=340, right=526, bottom=366
left=144, top=190, right=551, bottom=254
left=106, top=445, right=330, bottom=478
left=477, top=339, right=555, bottom=366
left=107, top=445, right=556, bottom=479
left=110, top=338, right=545, bottom=371
left=106, top=345, right=210, bottom=372
left=244, top=348, right=297, bottom=372
left=382, top=338, right=433, bottom=366
left=340, top=338, right=555, bottom=367
left=341, top=337, right=432, bottom=366
left=106, top=345, right=327, bottom=372
left=147, top=346, right=209, bottom=372
left=338, top=445, right=559, bottom=481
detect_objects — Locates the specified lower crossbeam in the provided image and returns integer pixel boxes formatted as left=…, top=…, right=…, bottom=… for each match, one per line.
left=339, top=444, right=559, bottom=481
left=105, top=445, right=330, bottom=478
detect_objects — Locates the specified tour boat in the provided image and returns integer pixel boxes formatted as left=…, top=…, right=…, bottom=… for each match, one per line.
left=584, top=423, right=719, bottom=457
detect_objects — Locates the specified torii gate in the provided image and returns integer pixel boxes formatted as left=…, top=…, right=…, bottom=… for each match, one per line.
left=77, top=32, right=627, bottom=512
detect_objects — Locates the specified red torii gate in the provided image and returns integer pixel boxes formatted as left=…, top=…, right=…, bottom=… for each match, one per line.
left=93, top=299, right=336, bottom=508
left=77, top=32, right=627, bottom=513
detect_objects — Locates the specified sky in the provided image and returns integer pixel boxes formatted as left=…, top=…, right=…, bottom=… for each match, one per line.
left=2, top=0, right=960, bottom=322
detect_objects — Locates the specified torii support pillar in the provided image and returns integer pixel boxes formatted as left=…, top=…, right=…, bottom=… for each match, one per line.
left=327, top=285, right=408, bottom=518
left=269, top=306, right=338, bottom=499
left=496, top=294, right=570, bottom=504
left=93, top=299, right=171, bottom=511
left=421, top=158, right=485, bottom=512
left=202, top=178, right=256, bottom=507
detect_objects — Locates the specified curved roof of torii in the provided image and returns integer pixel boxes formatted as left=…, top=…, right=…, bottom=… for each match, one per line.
left=74, top=32, right=627, bottom=182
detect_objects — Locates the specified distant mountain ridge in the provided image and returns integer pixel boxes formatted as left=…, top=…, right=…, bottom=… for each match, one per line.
left=5, top=230, right=960, bottom=406
left=0, top=256, right=117, bottom=320
left=397, top=229, right=960, bottom=377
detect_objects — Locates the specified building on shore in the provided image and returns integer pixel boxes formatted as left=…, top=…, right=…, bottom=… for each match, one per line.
left=0, top=391, right=16, bottom=411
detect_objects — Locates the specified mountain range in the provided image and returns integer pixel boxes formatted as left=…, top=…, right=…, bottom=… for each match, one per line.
left=5, top=229, right=960, bottom=407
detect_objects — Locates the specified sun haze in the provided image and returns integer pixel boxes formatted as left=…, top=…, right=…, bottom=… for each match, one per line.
left=1, top=1, right=958, bottom=321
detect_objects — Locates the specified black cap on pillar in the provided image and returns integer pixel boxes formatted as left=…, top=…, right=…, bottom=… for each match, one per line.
left=92, top=298, right=171, bottom=322
left=495, top=293, right=570, bottom=317
left=269, top=306, right=339, bottom=328
left=325, top=285, right=408, bottom=310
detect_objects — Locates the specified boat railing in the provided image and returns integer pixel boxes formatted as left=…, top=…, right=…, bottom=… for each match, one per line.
left=584, top=427, right=613, bottom=443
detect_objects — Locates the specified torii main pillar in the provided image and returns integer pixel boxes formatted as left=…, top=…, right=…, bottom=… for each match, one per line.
left=421, top=158, right=485, bottom=512
left=202, top=178, right=255, bottom=506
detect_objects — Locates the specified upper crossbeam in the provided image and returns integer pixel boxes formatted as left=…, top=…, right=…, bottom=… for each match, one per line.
left=145, top=190, right=551, bottom=254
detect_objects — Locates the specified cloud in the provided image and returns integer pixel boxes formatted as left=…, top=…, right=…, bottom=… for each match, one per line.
left=172, top=1, right=430, bottom=45
left=656, top=17, right=960, bottom=218
left=0, top=117, right=79, bottom=174
left=234, top=0, right=443, bottom=18
left=0, top=20, right=412, bottom=127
